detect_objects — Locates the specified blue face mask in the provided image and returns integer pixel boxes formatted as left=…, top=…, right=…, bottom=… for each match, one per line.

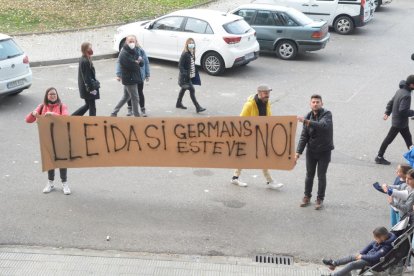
left=188, top=43, right=195, bottom=49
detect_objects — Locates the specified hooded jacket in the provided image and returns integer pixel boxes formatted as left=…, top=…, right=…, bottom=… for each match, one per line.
left=240, top=95, right=272, bottom=117
left=385, top=80, right=414, bottom=128
left=359, top=233, right=396, bottom=264
left=296, top=108, right=334, bottom=154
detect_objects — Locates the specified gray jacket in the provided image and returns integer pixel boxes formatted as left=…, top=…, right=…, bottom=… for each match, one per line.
left=391, top=187, right=414, bottom=218
left=385, top=80, right=414, bottom=128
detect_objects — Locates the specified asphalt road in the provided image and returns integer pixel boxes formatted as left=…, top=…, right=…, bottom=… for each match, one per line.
left=1, top=0, right=414, bottom=263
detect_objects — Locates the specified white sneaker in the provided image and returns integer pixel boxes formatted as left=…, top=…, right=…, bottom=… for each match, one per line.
left=267, top=180, right=284, bottom=190
left=404, top=265, right=413, bottom=273
left=62, top=182, right=71, bottom=195
left=43, top=180, right=54, bottom=193
left=231, top=178, right=248, bottom=187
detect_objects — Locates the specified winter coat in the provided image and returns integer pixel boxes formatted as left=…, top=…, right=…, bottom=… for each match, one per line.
left=25, top=103, right=69, bottom=123
left=297, top=108, right=334, bottom=154
left=359, top=233, right=396, bottom=264
left=240, top=95, right=272, bottom=117
left=116, top=47, right=150, bottom=80
left=178, top=51, right=194, bottom=88
left=390, top=188, right=414, bottom=218
left=78, top=56, right=100, bottom=100
left=119, top=44, right=144, bottom=86
left=385, top=80, right=414, bottom=128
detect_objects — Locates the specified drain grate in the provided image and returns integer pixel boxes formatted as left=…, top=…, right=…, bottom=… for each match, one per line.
left=254, top=254, right=294, bottom=265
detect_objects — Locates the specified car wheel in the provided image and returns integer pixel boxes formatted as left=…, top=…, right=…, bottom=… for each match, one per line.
left=334, top=15, right=354, bottom=35
left=202, top=52, right=225, bottom=76
left=275, top=40, right=297, bottom=60
left=119, top=38, right=126, bottom=52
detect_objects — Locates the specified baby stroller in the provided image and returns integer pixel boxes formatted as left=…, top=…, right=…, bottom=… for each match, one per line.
left=357, top=214, right=414, bottom=276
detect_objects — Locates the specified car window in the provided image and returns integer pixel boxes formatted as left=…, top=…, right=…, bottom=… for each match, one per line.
left=286, top=9, right=313, bottom=25
left=223, top=19, right=252, bottom=34
left=278, top=12, right=299, bottom=27
left=184, top=18, right=213, bottom=34
left=234, top=9, right=256, bottom=24
left=0, top=39, right=23, bottom=61
left=253, top=10, right=276, bottom=26
left=272, top=13, right=284, bottom=26
left=152, top=16, right=184, bottom=31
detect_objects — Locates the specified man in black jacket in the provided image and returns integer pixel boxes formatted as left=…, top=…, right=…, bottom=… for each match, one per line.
left=296, top=94, right=334, bottom=210
left=375, top=75, right=414, bottom=165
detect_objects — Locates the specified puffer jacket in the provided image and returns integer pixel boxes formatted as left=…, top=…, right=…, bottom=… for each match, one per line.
left=178, top=51, right=194, bottom=88
left=25, top=103, right=68, bottom=123
left=119, top=44, right=144, bottom=85
left=240, top=95, right=272, bottom=117
left=384, top=80, right=414, bottom=128
left=359, top=233, right=396, bottom=264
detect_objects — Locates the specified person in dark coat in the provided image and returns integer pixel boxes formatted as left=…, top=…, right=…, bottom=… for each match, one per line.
left=176, top=38, right=205, bottom=113
left=375, top=75, right=414, bottom=165
left=321, top=227, right=396, bottom=276
left=111, top=35, right=144, bottom=117
left=72, top=42, right=100, bottom=116
left=296, top=94, right=334, bottom=210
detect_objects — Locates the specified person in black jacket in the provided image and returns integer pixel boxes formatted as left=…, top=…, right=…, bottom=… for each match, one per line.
left=375, top=75, right=414, bottom=165
left=176, top=38, right=205, bottom=113
left=296, top=94, right=334, bottom=210
left=72, top=42, right=99, bottom=116
left=111, top=35, right=144, bottom=117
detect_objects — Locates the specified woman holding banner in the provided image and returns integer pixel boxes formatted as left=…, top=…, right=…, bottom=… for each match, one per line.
left=25, top=87, right=71, bottom=195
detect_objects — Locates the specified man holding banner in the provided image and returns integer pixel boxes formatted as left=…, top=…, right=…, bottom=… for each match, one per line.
left=230, top=84, right=285, bottom=190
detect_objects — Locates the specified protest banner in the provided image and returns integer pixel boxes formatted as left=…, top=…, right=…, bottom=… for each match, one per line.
left=36, top=116, right=297, bottom=171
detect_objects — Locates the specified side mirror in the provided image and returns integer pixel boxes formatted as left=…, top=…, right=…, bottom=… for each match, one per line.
left=146, top=23, right=154, bottom=30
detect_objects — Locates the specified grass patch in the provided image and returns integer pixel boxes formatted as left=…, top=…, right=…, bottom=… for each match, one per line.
left=0, top=0, right=208, bottom=34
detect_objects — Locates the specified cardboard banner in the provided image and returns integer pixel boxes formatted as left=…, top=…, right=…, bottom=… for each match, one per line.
left=36, top=116, right=297, bottom=172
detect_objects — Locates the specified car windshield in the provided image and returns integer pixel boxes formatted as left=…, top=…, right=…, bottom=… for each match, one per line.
left=223, top=19, right=251, bottom=34
left=0, top=39, right=23, bottom=61
left=287, top=9, right=313, bottom=25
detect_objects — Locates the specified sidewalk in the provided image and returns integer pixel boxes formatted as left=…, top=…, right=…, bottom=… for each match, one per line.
left=0, top=246, right=324, bottom=276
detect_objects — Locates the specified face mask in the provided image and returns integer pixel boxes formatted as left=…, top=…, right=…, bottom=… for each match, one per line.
left=128, top=43, right=136, bottom=49
left=87, top=49, right=93, bottom=55
left=188, top=43, right=195, bottom=50
left=48, top=100, right=57, bottom=104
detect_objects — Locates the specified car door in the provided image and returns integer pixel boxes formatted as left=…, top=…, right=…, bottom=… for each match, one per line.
left=283, top=0, right=312, bottom=14
left=181, top=17, right=214, bottom=64
left=251, top=10, right=284, bottom=51
left=0, top=39, right=28, bottom=82
left=308, top=0, right=336, bottom=23
left=143, top=16, right=185, bottom=61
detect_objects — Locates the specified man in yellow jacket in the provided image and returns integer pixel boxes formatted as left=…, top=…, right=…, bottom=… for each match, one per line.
left=231, top=84, right=284, bottom=190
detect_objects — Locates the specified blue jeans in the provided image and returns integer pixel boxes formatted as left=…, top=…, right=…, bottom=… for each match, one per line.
left=333, top=256, right=369, bottom=276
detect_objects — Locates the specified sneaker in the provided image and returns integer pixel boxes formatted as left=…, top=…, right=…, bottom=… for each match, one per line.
left=375, top=156, right=391, bottom=165
left=322, top=259, right=336, bottom=271
left=62, top=182, right=71, bottom=195
left=110, top=113, right=117, bottom=117
left=315, top=198, right=324, bottom=210
left=126, top=108, right=132, bottom=116
left=266, top=180, right=284, bottom=190
left=300, top=196, right=311, bottom=207
left=404, top=265, right=413, bottom=273
left=141, top=108, right=148, bottom=117
left=43, top=180, right=54, bottom=193
left=231, top=178, right=248, bottom=187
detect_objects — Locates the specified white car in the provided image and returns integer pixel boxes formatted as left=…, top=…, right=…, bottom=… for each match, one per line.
left=252, top=0, right=374, bottom=35
left=0, top=33, right=32, bottom=96
left=113, top=9, right=260, bottom=76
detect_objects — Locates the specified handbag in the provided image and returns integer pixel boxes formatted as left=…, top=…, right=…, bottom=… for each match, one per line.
left=191, top=70, right=201, bottom=86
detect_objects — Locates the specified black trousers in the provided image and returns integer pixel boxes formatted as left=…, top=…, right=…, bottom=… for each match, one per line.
left=48, top=168, right=67, bottom=182
left=378, top=126, right=413, bottom=157
left=304, top=150, right=331, bottom=200
left=72, top=98, right=96, bottom=116
left=127, top=82, right=145, bottom=109
left=177, top=85, right=199, bottom=107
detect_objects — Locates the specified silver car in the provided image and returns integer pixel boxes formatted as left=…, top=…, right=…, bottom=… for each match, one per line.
left=232, top=4, right=330, bottom=60
left=0, top=33, right=32, bottom=96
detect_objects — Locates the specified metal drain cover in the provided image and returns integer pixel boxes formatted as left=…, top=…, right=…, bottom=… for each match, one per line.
left=254, top=254, right=294, bottom=265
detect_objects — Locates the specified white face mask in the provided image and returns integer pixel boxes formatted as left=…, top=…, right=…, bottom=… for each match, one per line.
left=188, top=43, right=195, bottom=50
left=128, top=43, right=136, bottom=49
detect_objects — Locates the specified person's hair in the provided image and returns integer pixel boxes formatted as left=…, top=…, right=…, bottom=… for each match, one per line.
left=406, top=75, right=414, bottom=86
left=311, top=94, right=322, bottom=101
left=407, top=169, right=414, bottom=180
left=43, top=87, right=61, bottom=106
left=373, top=226, right=389, bottom=238
left=81, top=42, right=92, bottom=56
left=399, top=164, right=412, bottom=176
left=183, top=38, right=195, bottom=57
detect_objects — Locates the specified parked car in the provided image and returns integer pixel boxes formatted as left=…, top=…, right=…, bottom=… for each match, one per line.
left=113, top=9, right=260, bottom=76
left=374, top=0, right=393, bottom=10
left=231, top=4, right=330, bottom=60
left=252, top=0, right=374, bottom=35
left=0, top=33, right=32, bottom=96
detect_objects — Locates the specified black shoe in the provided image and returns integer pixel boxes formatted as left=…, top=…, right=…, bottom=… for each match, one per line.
left=322, top=259, right=336, bottom=271
left=176, top=103, right=187, bottom=109
left=196, top=106, right=206, bottom=113
left=375, top=156, right=391, bottom=165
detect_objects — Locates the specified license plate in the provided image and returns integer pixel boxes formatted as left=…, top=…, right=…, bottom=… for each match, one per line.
left=7, top=79, right=25, bottom=89
left=245, top=52, right=254, bottom=60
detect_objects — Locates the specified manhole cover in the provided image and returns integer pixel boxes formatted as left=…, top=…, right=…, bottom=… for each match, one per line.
left=254, top=254, right=293, bottom=265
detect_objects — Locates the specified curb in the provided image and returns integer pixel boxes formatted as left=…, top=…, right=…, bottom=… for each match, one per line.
left=30, top=53, right=118, bottom=68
